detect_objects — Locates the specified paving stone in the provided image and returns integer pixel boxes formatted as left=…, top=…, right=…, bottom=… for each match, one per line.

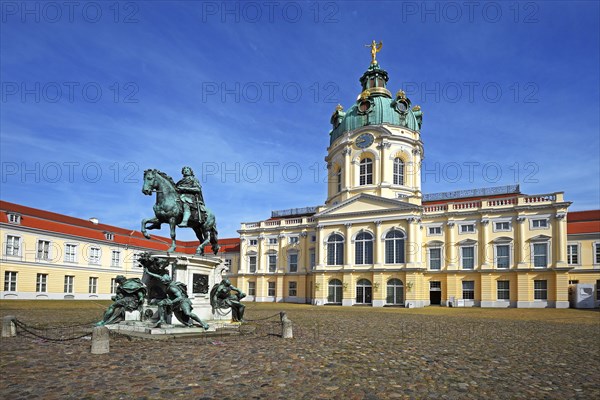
left=1, top=304, right=599, bottom=399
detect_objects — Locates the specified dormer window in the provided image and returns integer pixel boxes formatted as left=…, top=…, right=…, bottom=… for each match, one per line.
left=104, top=232, right=114, bottom=241
left=7, top=213, right=21, bottom=224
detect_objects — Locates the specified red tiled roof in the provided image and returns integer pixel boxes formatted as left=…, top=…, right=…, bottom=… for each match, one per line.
left=0, top=200, right=240, bottom=254
left=567, top=210, right=600, bottom=235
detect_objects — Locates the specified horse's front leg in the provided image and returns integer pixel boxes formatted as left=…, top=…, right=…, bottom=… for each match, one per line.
left=167, top=217, right=177, bottom=253
left=142, top=217, right=161, bottom=239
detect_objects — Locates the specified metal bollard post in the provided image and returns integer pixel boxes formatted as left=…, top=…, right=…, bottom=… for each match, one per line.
left=91, top=326, right=110, bottom=354
left=2, top=316, right=17, bottom=338
left=280, top=311, right=293, bottom=339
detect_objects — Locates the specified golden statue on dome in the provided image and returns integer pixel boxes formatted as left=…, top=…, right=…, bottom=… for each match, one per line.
left=365, top=40, right=383, bottom=64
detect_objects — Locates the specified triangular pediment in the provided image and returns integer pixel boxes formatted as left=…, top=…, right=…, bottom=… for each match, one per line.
left=315, top=194, right=419, bottom=219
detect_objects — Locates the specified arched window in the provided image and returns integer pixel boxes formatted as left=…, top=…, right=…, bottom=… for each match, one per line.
left=355, top=232, right=374, bottom=264
left=359, top=158, right=373, bottom=185
left=385, top=230, right=405, bottom=264
left=393, top=158, right=404, bottom=185
left=328, top=279, right=343, bottom=304
left=327, top=234, right=344, bottom=265
left=356, top=279, right=372, bottom=304
left=386, top=278, right=404, bottom=305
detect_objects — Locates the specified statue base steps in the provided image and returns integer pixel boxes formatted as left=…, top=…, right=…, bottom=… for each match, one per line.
left=106, top=320, right=242, bottom=338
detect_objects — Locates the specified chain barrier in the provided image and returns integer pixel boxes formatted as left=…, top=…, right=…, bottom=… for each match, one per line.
left=14, top=318, right=93, bottom=342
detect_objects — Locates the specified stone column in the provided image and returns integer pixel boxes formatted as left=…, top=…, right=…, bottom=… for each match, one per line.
left=446, top=221, right=457, bottom=269
left=343, top=148, right=351, bottom=193
left=407, top=217, right=417, bottom=266
left=277, top=233, right=285, bottom=273
left=344, top=223, right=353, bottom=267
left=258, top=235, right=265, bottom=272
left=300, top=232, right=308, bottom=273
left=239, top=238, right=247, bottom=273
left=379, top=141, right=391, bottom=185
left=516, top=216, right=527, bottom=268
left=316, top=225, right=324, bottom=269
left=555, top=213, right=567, bottom=267
left=480, top=219, right=490, bottom=267
left=374, top=220, right=383, bottom=266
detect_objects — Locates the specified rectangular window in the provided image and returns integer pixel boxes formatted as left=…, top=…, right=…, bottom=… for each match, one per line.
left=64, top=275, right=74, bottom=294
left=268, top=282, right=276, bottom=297
left=111, top=250, right=121, bottom=267
left=534, top=280, right=547, bottom=300
left=4, top=271, right=17, bottom=291
left=460, top=224, right=475, bottom=233
left=89, top=247, right=101, bottom=264
left=248, top=282, right=256, bottom=296
left=533, top=243, right=548, bottom=268
left=288, top=281, right=297, bottom=297
left=65, top=244, right=77, bottom=263
left=429, top=248, right=441, bottom=270
left=567, top=244, right=579, bottom=265
left=309, top=249, right=316, bottom=270
left=531, top=219, right=548, bottom=228
left=8, top=213, right=21, bottom=224
left=428, top=226, right=442, bottom=236
left=131, top=252, right=143, bottom=267
left=36, top=273, right=48, bottom=292
left=104, top=232, right=114, bottom=240
left=249, top=256, right=257, bottom=273
left=496, top=245, right=510, bottom=269
left=268, top=254, right=277, bottom=272
left=289, top=253, right=298, bottom=272
left=111, top=278, right=117, bottom=294
left=595, top=243, right=600, bottom=264
left=462, top=281, right=475, bottom=300
left=430, top=281, right=441, bottom=289
left=289, top=236, right=299, bottom=244
left=224, top=258, right=232, bottom=271
left=495, top=221, right=510, bottom=231
left=89, top=277, right=98, bottom=294
left=336, top=168, right=342, bottom=192
left=311, top=235, right=316, bottom=242
left=249, top=239, right=258, bottom=246
left=268, top=238, right=278, bottom=245
left=37, top=240, right=51, bottom=260
left=497, top=280, right=510, bottom=300
left=461, top=246, right=475, bottom=270
left=5, top=235, right=20, bottom=256
left=597, top=280, right=600, bottom=301
left=359, top=159, right=373, bottom=185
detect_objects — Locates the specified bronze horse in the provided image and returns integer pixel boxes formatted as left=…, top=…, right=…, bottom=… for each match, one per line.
left=141, top=169, right=219, bottom=255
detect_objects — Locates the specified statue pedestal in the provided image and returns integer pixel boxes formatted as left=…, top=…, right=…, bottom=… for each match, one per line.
left=144, top=252, right=231, bottom=323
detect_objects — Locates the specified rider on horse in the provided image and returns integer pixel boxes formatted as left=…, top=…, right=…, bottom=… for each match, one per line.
left=176, top=166, right=207, bottom=227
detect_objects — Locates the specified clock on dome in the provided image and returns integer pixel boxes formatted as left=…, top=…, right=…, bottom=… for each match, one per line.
left=355, top=133, right=374, bottom=149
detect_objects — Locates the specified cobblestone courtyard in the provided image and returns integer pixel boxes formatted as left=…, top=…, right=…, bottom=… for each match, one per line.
left=1, top=301, right=599, bottom=399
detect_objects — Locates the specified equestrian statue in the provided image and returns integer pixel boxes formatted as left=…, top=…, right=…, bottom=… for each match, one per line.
left=141, top=167, right=220, bottom=255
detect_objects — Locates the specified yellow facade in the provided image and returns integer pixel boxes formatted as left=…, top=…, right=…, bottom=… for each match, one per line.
left=0, top=213, right=241, bottom=300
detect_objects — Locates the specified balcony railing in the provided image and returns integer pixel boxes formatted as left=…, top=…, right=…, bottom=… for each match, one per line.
left=241, top=216, right=317, bottom=230
left=423, top=192, right=563, bottom=214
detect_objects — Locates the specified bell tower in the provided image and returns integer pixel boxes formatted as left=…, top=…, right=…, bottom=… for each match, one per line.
left=324, top=42, right=424, bottom=206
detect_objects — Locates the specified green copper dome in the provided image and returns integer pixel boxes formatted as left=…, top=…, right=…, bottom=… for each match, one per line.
left=329, top=64, right=423, bottom=145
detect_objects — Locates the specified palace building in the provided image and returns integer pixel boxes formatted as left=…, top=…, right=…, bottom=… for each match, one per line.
left=1, top=55, right=599, bottom=307
left=229, top=58, right=600, bottom=308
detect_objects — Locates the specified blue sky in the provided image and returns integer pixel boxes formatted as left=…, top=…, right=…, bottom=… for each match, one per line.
left=1, top=1, right=599, bottom=240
